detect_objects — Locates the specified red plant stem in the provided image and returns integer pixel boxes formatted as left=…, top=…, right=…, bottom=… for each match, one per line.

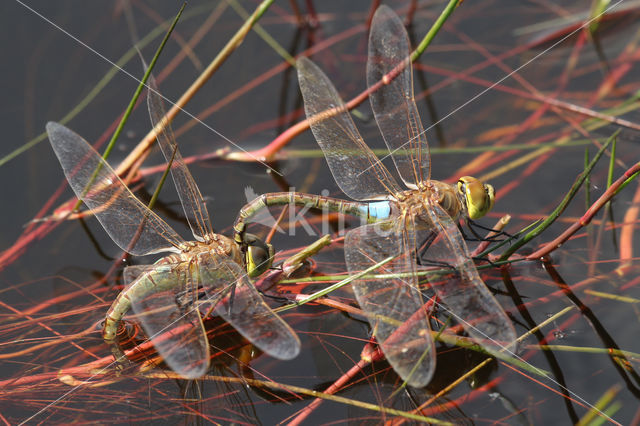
left=294, top=293, right=364, bottom=316
left=227, top=72, right=372, bottom=162
left=0, top=358, right=109, bottom=389
left=433, top=27, right=634, bottom=182
left=288, top=296, right=436, bottom=423
left=619, top=179, right=640, bottom=271
left=0, top=335, right=164, bottom=389
left=303, top=0, right=318, bottom=27
left=454, top=28, right=586, bottom=177
left=456, top=29, right=636, bottom=181
left=619, top=273, right=640, bottom=292
left=287, top=349, right=382, bottom=425
left=184, top=24, right=364, bottom=157
left=230, top=3, right=449, bottom=163
left=528, top=162, right=640, bottom=260
left=0, top=260, right=630, bottom=418
left=394, top=316, right=607, bottom=424
left=525, top=4, right=640, bottom=48
left=0, top=324, right=96, bottom=360
left=521, top=264, right=640, bottom=313
left=242, top=26, right=638, bottom=166
left=5, top=6, right=634, bottom=274
left=0, top=19, right=366, bottom=272
left=0, top=299, right=98, bottom=360
left=365, top=1, right=381, bottom=28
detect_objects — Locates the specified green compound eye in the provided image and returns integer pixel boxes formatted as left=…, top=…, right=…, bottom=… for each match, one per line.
left=457, top=176, right=495, bottom=220
left=242, top=233, right=275, bottom=278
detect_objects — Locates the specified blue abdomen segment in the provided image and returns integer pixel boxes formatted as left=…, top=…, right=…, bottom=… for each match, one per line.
left=360, top=201, right=392, bottom=220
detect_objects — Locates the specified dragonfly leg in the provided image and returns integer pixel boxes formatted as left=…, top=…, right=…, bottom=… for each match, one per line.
left=462, top=219, right=512, bottom=242
left=259, top=291, right=292, bottom=305
left=174, top=287, right=196, bottom=311
left=109, top=343, right=131, bottom=372
left=226, top=283, right=237, bottom=317
left=415, top=231, right=457, bottom=270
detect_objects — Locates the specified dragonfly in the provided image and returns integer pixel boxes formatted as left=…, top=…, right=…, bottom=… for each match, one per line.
left=46, top=78, right=300, bottom=379
left=234, top=5, right=516, bottom=387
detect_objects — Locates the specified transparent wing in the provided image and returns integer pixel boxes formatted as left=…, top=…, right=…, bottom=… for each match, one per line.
left=297, top=57, right=403, bottom=201
left=344, top=219, right=435, bottom=387
left=367, top=5, right=430, bottom=187
left=46, top=122, right=183, bottom=256
left=421, top=201, right=517, bottom=354
left=196, top=252, right=300, bottom=360
left=129, top=261, right=210, bottom=379
left=123, top=264, right=157, bottom=286
left=147, top=76, right=214, bottom=241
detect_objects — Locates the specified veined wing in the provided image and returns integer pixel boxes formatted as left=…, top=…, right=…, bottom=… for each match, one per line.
left=420, top=201, right=517, bottom=354
left=123, top=264, right=158, bottom=286
left=367, top=6, right=430, bottom=188
left=46, top=122, right=183, bottom=256
left=129, top=261, right=210, bottom=379
left=196, top=252, right=300, bottom=360
left=147, top=76, right=214, bottom=242
left=297, top=57, right=402, bottom=201
left=344, top=219, right=435, bottom=387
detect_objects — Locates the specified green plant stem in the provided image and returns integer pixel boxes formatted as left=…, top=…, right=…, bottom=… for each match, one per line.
left=228, top=0, right=296, bottom=66
left=229, top=0, right=464, bottom=161
left=115, top=0, right=276, bottom=175
left=284, top=256, right=396, bottom=309
left=72, top=3, right=185, bottom=211
left=411, top=0, right=461, bottom=61
left=500, top=131, right=617, bottom=260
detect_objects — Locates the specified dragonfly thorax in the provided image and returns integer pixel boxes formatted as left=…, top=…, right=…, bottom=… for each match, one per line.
left=394, top=180, right=465, bottom=222
left=176, top=235, right=243, bottom=265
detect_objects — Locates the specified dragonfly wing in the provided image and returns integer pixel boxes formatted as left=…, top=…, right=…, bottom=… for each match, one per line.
left=421, top=201, right=517, bottom=354
left=46, top=122, right=184, bottom=256
left=297, top=57, right=403, bottom=201
left=367, top=6, right=430, bottom=187
left=344, top=219, right=435, bottom=387
left=147, top=76, right=214, bottom=241
left=130, top=261, right=210, bottom=379
left=196, top=253, right=300, bottom=360
left=123, top=264, right=158, bottom=286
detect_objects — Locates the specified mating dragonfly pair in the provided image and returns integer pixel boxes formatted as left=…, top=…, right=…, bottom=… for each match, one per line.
left=47, top=6, right=515, bottom=386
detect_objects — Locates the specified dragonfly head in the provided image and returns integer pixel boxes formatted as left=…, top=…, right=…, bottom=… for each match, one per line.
left=242, top=233, right=275, bottom=278
left=457, top=176, right=495, bottom=220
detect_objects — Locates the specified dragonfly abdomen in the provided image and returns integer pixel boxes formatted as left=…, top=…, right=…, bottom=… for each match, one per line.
left=364, top=201, right=392, bottom=221
left=102, top=262, right=183, bottom=348
left=234, top=192, right=373, bottom=241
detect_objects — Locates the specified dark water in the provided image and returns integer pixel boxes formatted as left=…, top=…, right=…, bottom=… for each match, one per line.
left=2, top=0, right=640, bottom=424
